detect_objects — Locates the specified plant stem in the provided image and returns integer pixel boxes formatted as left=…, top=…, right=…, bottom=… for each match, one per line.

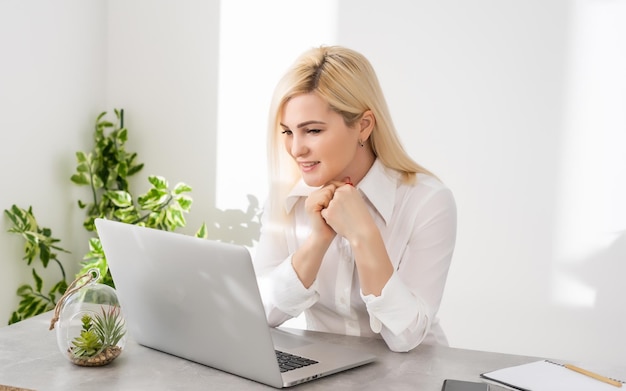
left=52, top=258, right=67, bottom=281
left=130, top=194, right=173, bottom=225
left=33, top=291, right=52, bottom=303
left=86, top=156, right=99, bottom=208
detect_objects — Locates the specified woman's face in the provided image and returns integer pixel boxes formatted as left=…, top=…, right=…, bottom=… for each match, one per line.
left=280, top=93, right=361, bottom=187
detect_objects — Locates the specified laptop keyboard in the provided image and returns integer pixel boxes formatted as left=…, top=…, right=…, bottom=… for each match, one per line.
left=275, top=350, right=319, bottom=373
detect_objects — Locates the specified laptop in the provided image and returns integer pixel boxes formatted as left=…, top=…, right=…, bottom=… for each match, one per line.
left=95, top=218, right=375, bottom=388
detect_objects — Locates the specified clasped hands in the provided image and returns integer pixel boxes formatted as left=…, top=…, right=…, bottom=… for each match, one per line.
left=305, top=180, right=372, bottom=243
left=300, top=180, right=392, bottom=296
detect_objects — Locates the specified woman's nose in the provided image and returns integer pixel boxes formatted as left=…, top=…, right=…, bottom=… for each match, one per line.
left=290, top=135, right=308, bottom=157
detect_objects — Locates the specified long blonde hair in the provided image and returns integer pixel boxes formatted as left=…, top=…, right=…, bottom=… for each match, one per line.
left=266, top=45, right=433, bottom=220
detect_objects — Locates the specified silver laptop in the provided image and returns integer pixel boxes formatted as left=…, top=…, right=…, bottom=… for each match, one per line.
left=95, top=218, right=375, bottom=388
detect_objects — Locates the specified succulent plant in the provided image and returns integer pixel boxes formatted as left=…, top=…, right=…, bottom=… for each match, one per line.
left=70, top=306, right=126, bottom=366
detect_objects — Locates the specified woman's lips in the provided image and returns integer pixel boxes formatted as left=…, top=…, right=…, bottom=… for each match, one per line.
left=299, top=161, right=319, bottom=172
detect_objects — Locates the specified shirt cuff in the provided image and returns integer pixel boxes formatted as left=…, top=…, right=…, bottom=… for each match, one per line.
left=270, top=256, right=320, bottom=317
left=361, top=273, right=421, bottom=336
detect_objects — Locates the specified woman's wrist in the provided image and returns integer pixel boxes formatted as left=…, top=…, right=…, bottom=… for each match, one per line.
left=346, top=220, right=378, bottom=250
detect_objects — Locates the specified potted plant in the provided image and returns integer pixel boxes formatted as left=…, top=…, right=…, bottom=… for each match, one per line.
left=4, top=109, right=203, bottom=325
left=69, top=306, right=126, bottom=366
left=4, top=108, right=262, bottom=326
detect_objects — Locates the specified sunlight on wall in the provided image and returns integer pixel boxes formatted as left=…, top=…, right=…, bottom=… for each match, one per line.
left=553, top=0, right=626, bottom=307
left=216, top=0, right=339, bottom=331
left=216, top=0, right=338, bottom=214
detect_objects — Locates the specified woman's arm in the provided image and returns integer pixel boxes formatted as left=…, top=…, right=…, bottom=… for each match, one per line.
left=253, top=185, right=338, bottom=327
left=320, top=183, right=394, bottom=296
left=366, top=187, right=457, bottom=351
left=323, top=183, right=457, bottom=351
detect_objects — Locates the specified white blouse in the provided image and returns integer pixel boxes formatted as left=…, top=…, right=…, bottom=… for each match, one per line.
left=253, top=159, right=457, bottom=352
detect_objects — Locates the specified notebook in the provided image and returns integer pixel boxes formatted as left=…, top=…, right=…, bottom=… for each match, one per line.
left=481, top=360, right=625, bottom=391
left=95, top=218, right=375, bottom=388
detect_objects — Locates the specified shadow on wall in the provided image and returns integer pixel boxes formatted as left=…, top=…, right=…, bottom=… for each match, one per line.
left=550, top=230, right=626, bottom=364
left=206, top=194, right=262, bottom=247
left=564, top=231, right=626, bottom=316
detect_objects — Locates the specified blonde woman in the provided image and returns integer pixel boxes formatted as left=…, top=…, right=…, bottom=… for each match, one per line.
left=253, top=46, right=457, bottom=352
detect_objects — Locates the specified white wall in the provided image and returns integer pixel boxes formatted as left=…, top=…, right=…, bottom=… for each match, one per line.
left=1, top=0, right=624, bottom=368
left=334, top=0, right=626, bottom=365
left=340, top=0, right=570, bottom=356
left=0, top=0, right=107, bottom=324
left=105, top=0, right=220, bottom=237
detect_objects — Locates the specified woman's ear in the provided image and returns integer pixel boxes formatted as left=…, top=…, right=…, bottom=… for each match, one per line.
left=359, top=110, right=375, bottom=142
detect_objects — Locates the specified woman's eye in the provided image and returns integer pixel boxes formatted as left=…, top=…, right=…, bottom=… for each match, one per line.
left=281, top=130, right=292, bottom=135
left=307, top=128, right=321, bottom=134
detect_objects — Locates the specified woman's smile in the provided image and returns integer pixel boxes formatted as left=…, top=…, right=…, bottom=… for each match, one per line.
left=299, top=161, right=320, bottom=172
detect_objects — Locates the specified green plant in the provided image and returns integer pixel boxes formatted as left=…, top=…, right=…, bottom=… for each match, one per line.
left=4, top=109, right=205, bottom=324
left=71, top=313, right=104, bottom=358
left=70, top=306, right=126, bottom=366
left=3, top=205, right=69, bottom=324
left=71, top=109, right=205, bottom=286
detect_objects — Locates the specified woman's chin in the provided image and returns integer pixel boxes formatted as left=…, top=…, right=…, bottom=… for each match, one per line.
left=301, top=175, right=326, bottom=188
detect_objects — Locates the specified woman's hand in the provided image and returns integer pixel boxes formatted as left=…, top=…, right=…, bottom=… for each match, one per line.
left=320, top=181, right=375, bottom=242
left=292, top=183, right=341, bottom=288
left=304, top=183, right=339, bottom=242
left=321, top=181, right=393, bottom=296
left=299, top=181, right=392, bottom=295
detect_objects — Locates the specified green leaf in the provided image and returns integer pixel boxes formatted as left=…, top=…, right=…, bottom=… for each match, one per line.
left=88, top=237, right=103, bottom=252
left=49, top=280, right=68, bottom=302
left=92, top=175, right=104, bottom=189
left=71, top=173, right=90, bottom=185
left=32, top=269, right=43, bottom=293
left=117, top=161, right=128, bottom=178
left=138, top=189, right=170, bottom=211
left=38, top=242, right=50, bottom=267
left=97, top=120, right=115, bottom=129
left=117, top=128, right=128, bottom=144
left=22, top=231, right=38, bottom=244
left=17, top=296, right=34, bottom=310
left=173, top=183, right=192, bottom=195
left=75, top=151, right=88, bottom=163
left=16, top=284, right=33, bottom=297
left=195, top=223, right=208, bottom=239
left=170, top=210, right=180, bottom=228
left=34, top=301, right=52, bottom=317
left=4, top=206, right=21, bottom=227
left=113, top=207, right=137, bottom=223
left=177, top=196, right=193, bottom=211
left=148, top=175, right=168, bottom=190
left=75, top=162, right=90, bottom=173
left=127, top=163, right=144, bottom=176
left=21, top=296, right=42, bottom=318
left=96, top=111, right=107, bottom=122
left=9, top=312, right=21, bottom=325
left=106, top=190, right=133, bottom=208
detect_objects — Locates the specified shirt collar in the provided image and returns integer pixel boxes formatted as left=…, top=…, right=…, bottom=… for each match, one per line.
left=284, top=159, right=398, bottom=225
left=284, top=181, right=319, bottom=213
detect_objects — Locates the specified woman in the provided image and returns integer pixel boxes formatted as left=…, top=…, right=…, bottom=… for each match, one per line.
left=253, top=45, right=457, bottom=352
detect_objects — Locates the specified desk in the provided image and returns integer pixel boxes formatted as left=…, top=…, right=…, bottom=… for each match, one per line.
left=1, top=313, right=624, bottom=390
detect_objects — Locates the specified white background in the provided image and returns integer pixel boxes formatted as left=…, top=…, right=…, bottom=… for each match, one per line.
left=1, top=0, right=624, bottom=366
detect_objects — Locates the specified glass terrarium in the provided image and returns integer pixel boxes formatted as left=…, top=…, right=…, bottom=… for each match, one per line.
left=53, top=269, right=127, bottom=367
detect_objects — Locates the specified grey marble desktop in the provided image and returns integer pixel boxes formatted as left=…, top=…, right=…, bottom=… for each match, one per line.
left=1, top=312, right=623, bottom=390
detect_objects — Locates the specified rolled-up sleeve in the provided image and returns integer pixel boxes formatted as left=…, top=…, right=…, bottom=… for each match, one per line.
left=257, top=256, right=319, bottom=325
left=362, top=185, right=457, bottom=352
left=362, top=273, right=432, bottom=352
